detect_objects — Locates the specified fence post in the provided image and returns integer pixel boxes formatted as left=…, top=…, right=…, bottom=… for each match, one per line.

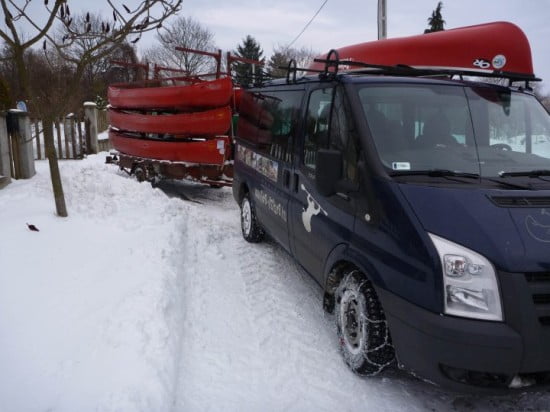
left=0, top=113, right=11, bottom=187
left=84, top=102, right=99, bottom=155
left=64, top=114, right=79, bottom=159
left=9, top=110, right=35, bottom=179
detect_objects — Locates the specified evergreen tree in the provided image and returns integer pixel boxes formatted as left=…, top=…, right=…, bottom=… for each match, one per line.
left=424, top=2, right=445, bottom=33
left=233, top=35, right=264, bottom=87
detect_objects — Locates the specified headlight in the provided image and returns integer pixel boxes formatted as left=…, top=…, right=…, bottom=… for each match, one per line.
left=429, top=233, right=503, bottom=321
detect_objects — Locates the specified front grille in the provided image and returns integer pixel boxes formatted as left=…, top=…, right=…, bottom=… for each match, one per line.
left=491, top=196, right=550, bottom=207
left=525, top=272, right=550, bottom=326
left=533, top=294, right=550, bottom=304
left=526, top=272, right=550, bottom=282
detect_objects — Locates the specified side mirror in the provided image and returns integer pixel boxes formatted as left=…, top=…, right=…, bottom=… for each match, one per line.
left=315, top=149, right=342, bottom=197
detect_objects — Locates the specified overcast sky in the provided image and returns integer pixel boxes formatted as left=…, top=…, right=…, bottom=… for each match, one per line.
left=178, top=0, right=550, bottom=89
left=5, top=0, right=550, bottom=90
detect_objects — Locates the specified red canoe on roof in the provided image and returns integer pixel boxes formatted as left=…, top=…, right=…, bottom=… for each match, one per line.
left=309, top=22, right=536, bottom=78
left=108, top=77, right=233, bottom=110
left=108, top=106, right=231, bottom=136
left=109, top=130, right=230, bottom=165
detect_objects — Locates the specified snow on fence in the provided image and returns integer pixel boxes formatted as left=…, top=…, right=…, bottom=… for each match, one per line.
left=31, top=108, right=110, bottom=160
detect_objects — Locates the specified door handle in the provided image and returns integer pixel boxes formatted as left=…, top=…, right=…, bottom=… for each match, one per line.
left=293, top=173, right=300, bottom=193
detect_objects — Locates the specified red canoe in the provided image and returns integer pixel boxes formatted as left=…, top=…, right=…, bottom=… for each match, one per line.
left=109, top=131, right=230, bottom=165
left=108, top=106, right=231, bottom=136
left=108, top=77, right=233, bottom=110
left=309, top=22, right=536, bottom=78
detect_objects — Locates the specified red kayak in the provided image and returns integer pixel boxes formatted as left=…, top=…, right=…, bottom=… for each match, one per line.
left=108, top=106, right=231, bottom=136
left=108, top=77, right=233, bottom=110
left=109, top=131, right=230, bottom=165
left=309, top=22, right=535, bottom=78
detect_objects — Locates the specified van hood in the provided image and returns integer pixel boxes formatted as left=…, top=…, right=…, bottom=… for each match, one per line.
left=398, top=183, right=550, bottom=273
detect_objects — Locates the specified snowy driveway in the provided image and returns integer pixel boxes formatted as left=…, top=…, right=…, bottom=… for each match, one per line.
left=0, top=157, right=549, bottom=411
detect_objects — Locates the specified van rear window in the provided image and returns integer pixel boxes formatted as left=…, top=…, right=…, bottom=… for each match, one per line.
left=237, top=89, right=303, bottom=163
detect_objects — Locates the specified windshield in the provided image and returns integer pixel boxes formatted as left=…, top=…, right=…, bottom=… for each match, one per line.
left=357, top=83, right=550, bottom=178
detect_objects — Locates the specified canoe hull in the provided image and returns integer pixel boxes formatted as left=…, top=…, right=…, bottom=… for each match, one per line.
left=309, top=22, right=535, bottom=78
left=108, top=106, right=231, bottom=136
left=109, top=131, right=230, bottom=165
left=108, top=77, right=233, bottom=110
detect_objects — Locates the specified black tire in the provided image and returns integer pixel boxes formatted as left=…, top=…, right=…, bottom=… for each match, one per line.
left=335, top=269, right=395, bottom=376
left=240, top=192, right=264, bottom=243
left=133, top=164, right=148, bottom=182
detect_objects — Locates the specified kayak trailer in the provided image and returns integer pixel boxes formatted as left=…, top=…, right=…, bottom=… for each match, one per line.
left=105, top=48, right=259, bottom=187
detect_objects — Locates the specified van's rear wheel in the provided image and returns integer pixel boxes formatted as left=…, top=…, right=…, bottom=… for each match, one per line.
left=240, top=192, right=264, bottom=243
left=335, top=269, right=395, bottom=376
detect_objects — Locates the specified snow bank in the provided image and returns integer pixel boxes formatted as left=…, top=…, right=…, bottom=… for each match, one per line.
left=0, top=155, right=188, bottom=411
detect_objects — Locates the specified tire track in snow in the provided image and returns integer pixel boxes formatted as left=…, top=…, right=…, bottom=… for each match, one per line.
left=171, top=191, right=269, bottom=411
left=233, top=239, right=362, bottom=411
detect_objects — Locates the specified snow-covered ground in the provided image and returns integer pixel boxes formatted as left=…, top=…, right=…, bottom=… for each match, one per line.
left=1, top=155, right=550, bottom=411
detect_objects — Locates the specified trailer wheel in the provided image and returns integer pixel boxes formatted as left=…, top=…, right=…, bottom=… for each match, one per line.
left=335, top=269, right=395, bottom=376
left=240, top=192, right=264, bottom=243
left=133, top=164, right=148, bottom=183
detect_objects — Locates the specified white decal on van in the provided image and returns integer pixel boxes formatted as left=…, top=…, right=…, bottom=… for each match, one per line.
left=525, top=209, right=550, bottom=243
left=254, top=188, right=287, bottom=222
left=301, top=184, right=328, bottom=233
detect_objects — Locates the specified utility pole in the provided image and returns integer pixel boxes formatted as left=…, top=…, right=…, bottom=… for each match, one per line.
left=378, top=0, right=387, bottom=40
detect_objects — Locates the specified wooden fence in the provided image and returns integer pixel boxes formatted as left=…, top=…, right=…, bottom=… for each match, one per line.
left=1, top=105, right=112, bottom=189
left=30, top=117, right=83, bottom=160
left=30, top=109, right=111, bottom=160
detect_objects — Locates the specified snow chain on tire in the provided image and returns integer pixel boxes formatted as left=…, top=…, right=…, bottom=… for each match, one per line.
left=335, top=269, right=395, bottom=376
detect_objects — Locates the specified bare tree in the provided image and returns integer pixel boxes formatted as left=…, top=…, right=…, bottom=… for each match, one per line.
left=0, top=0, right=182, bottom=217
left=144, top=16, right=217, bottom=76
left=268, top=45, right=318, bottom=78
left=56, top=13, right=140, bottom=104
left=534, top=82, right=550, bottom=110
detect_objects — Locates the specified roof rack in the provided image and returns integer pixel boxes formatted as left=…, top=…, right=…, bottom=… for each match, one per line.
left=280, top=48, right=540, bottom=88
left=281, top=49, right=342, bottom=84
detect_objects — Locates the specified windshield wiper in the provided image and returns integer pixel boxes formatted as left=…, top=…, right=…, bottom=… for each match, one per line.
left=391, top=169, right=533, bottom=189
left=499, top=169, right=550, bottom=178
left=481, top=176, right=533, bottom=190
left=390, top=169, right=480, bottom=179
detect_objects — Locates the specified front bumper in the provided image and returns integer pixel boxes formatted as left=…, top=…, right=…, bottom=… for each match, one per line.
left=377, top=271, right=550, bottom=392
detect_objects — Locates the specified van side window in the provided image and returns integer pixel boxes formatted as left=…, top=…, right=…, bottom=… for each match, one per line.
left=330, top=86, right=359, bottom=182
left=304, top=88, right=334, bottom=169
left=237, top=89, right=303, bottom=163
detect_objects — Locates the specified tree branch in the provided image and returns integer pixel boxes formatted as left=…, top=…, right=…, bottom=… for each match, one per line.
left=21, top=0, right=64, bottom=49
left=0, top=0, right=21, bottom=45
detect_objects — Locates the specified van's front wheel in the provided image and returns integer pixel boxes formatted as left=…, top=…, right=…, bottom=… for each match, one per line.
left=335, top=269, right=395, bottom=376
left=240, top=192, right=264, bottom=243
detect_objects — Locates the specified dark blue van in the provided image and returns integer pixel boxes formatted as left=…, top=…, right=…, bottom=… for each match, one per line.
left=232, top=62, right=550, bottom=390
